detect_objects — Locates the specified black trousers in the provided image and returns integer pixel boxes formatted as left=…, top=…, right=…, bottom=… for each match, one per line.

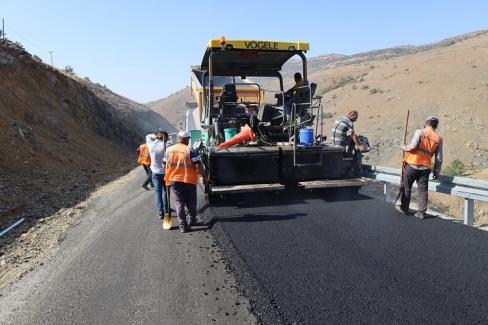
left=401, top=164, right=431, bottom=213
left=170, top=181, right=197, bottom=226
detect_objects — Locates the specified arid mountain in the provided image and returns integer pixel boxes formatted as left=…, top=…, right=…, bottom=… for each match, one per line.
left=149, top=30, right=488, bottom=171
left=147, top=86, right=193, bottom=129
left=0, top=40, right=173, bottom=229
left=309, top=31, right=488, bottom=171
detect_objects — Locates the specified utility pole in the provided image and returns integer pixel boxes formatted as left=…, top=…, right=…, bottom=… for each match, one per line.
left=1, top=18, right=5, bottom=41
left=49, top=51, right=53, bottom=66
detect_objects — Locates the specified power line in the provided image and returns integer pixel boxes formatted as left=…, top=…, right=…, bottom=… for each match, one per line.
left=2, top=20, right=57, bottom=66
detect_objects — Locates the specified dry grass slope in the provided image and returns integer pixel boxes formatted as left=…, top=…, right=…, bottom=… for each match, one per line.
left=146, top=86, right=193, bottom=129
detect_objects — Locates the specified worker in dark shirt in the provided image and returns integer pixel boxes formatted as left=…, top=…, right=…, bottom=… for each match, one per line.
left=284, top=72, right=305, bottom=118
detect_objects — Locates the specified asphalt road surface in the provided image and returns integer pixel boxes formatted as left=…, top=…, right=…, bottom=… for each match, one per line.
left=204, top=188, right=488, bottom=324
left=2, top=168, right=488, bottom=324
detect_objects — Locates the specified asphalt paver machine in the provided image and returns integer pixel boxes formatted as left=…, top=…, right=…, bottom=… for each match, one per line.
left=189, top=37, right=366, bottom=202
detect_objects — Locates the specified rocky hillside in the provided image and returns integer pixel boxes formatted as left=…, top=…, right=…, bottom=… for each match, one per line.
left=67, top=73, right=175, bottom=136
left=149, top=30, right=488, bottom=171
left=0, top=40, right=172, bottom=230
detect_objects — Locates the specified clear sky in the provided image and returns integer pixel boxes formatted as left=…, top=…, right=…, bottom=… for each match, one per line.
left=2, top=0, right=487, bottom=103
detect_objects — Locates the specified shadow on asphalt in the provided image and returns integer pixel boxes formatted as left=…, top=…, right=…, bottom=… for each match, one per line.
left=207, top=192, right=308, bottom=209
left=205, top=213, right=306, bottom=229
left=201, top=188, right=374, bottom=210
left=309, top=189, right=374, bottom=203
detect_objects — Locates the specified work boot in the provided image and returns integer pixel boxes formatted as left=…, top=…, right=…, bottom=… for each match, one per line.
left=395, top=204, right=408, bottom=215
left=414, top=212, right=426, bottom=219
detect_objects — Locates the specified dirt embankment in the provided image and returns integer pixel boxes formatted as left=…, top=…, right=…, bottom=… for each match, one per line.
left=0, top=40, right=171, bottom=236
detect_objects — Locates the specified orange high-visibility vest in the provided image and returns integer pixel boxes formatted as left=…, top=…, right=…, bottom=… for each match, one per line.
left=404, top=128, right=441, bottom=169
left=137, top=144, right=151, bottom=166
left=164, top=143, right=198, bottom=186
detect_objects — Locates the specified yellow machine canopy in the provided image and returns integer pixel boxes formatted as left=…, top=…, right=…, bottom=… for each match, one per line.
left=201, top=38, right=310, bottom=76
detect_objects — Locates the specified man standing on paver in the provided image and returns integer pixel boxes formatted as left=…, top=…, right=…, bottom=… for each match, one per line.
left=136, top=143, right=153, bottom=190
left=147, top=130, right=169, bottom=219
left=164, top=131, right=204, bottom=233
left=396, top=116, right=443, bottom=218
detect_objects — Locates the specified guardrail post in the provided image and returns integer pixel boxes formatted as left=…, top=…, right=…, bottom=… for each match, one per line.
left=464, top=198, right=474, bottom=226
left=384, top=183, right=394, bottom=203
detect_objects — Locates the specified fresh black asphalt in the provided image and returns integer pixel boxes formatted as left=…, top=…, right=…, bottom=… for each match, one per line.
left=202, top=188, right=488, bottom=324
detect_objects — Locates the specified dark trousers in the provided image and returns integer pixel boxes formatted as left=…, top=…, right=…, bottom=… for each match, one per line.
left=170, top=182, right=197, bottom=226
left=152, top=173, right=168, bottom=217
left=401, top=164, right=431, bottom=213
left=142, top=165, right=153, bottom=188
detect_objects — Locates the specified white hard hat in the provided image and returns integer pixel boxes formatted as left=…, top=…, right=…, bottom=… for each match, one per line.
left=177, top=130, right=190, bottom=138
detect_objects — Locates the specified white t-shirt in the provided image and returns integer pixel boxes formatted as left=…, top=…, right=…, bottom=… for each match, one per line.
left=146, top=134, right=167, bottom=175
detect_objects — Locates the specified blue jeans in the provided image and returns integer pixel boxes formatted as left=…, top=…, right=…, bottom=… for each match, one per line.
left=142, top=165, right=154, bottom=188
left=151, top=173, right=168, bottom=217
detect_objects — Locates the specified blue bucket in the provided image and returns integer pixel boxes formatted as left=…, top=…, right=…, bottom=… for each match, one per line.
left=224, top=128, right=238, bottom=141
left=299, top=128, right=314, bottom=146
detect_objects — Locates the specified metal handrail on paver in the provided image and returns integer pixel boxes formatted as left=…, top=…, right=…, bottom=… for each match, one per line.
left=362, top=164, right=488, bottom=226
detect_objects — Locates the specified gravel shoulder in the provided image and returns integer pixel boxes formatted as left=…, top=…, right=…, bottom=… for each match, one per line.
left=0, top=168, right=256, bottom=325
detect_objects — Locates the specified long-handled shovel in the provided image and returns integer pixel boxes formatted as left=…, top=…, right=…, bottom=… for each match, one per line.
left=394, top=110, right=410, bottom=204
left=162, top=185, right=172, bottom=230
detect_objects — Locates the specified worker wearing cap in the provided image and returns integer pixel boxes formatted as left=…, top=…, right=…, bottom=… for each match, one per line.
left=136, top=143, right=153, bottom=190
left=147, top=130, right=169, bottom=219
left=164, top=131, right=204, bottom=233
left=396, top=116, right=443, bottom=219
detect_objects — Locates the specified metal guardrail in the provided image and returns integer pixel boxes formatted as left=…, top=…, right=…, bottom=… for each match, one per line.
left=362, top=164, right=488, bottom=226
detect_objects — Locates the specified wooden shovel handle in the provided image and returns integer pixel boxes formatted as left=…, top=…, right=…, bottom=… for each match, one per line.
left=166, top=185, right=171, bottom=217
left=395, top=110, right=410, bottom=204
left=402, top=110, right=410, bottom=154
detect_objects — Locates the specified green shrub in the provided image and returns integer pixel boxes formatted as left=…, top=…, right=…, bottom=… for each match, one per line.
left=443, top=159, right=465, bottom=176
left=369, top=88, right=383, bottom=94
left=320, top=76, right=354, bottom=94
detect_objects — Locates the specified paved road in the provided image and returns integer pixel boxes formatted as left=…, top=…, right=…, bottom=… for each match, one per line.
left=205, top=188, right=488, bottom=324
left=0, top=169, right=255, bottom=325
left=3, top=169, right=488, bottom=325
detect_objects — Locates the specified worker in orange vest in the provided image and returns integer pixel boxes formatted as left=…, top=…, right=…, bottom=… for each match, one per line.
left=396, top=116, right=443, bottom=219
left=164, top=131, right=204, bottom=233
left=136, top=143, right=153, bottom=190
